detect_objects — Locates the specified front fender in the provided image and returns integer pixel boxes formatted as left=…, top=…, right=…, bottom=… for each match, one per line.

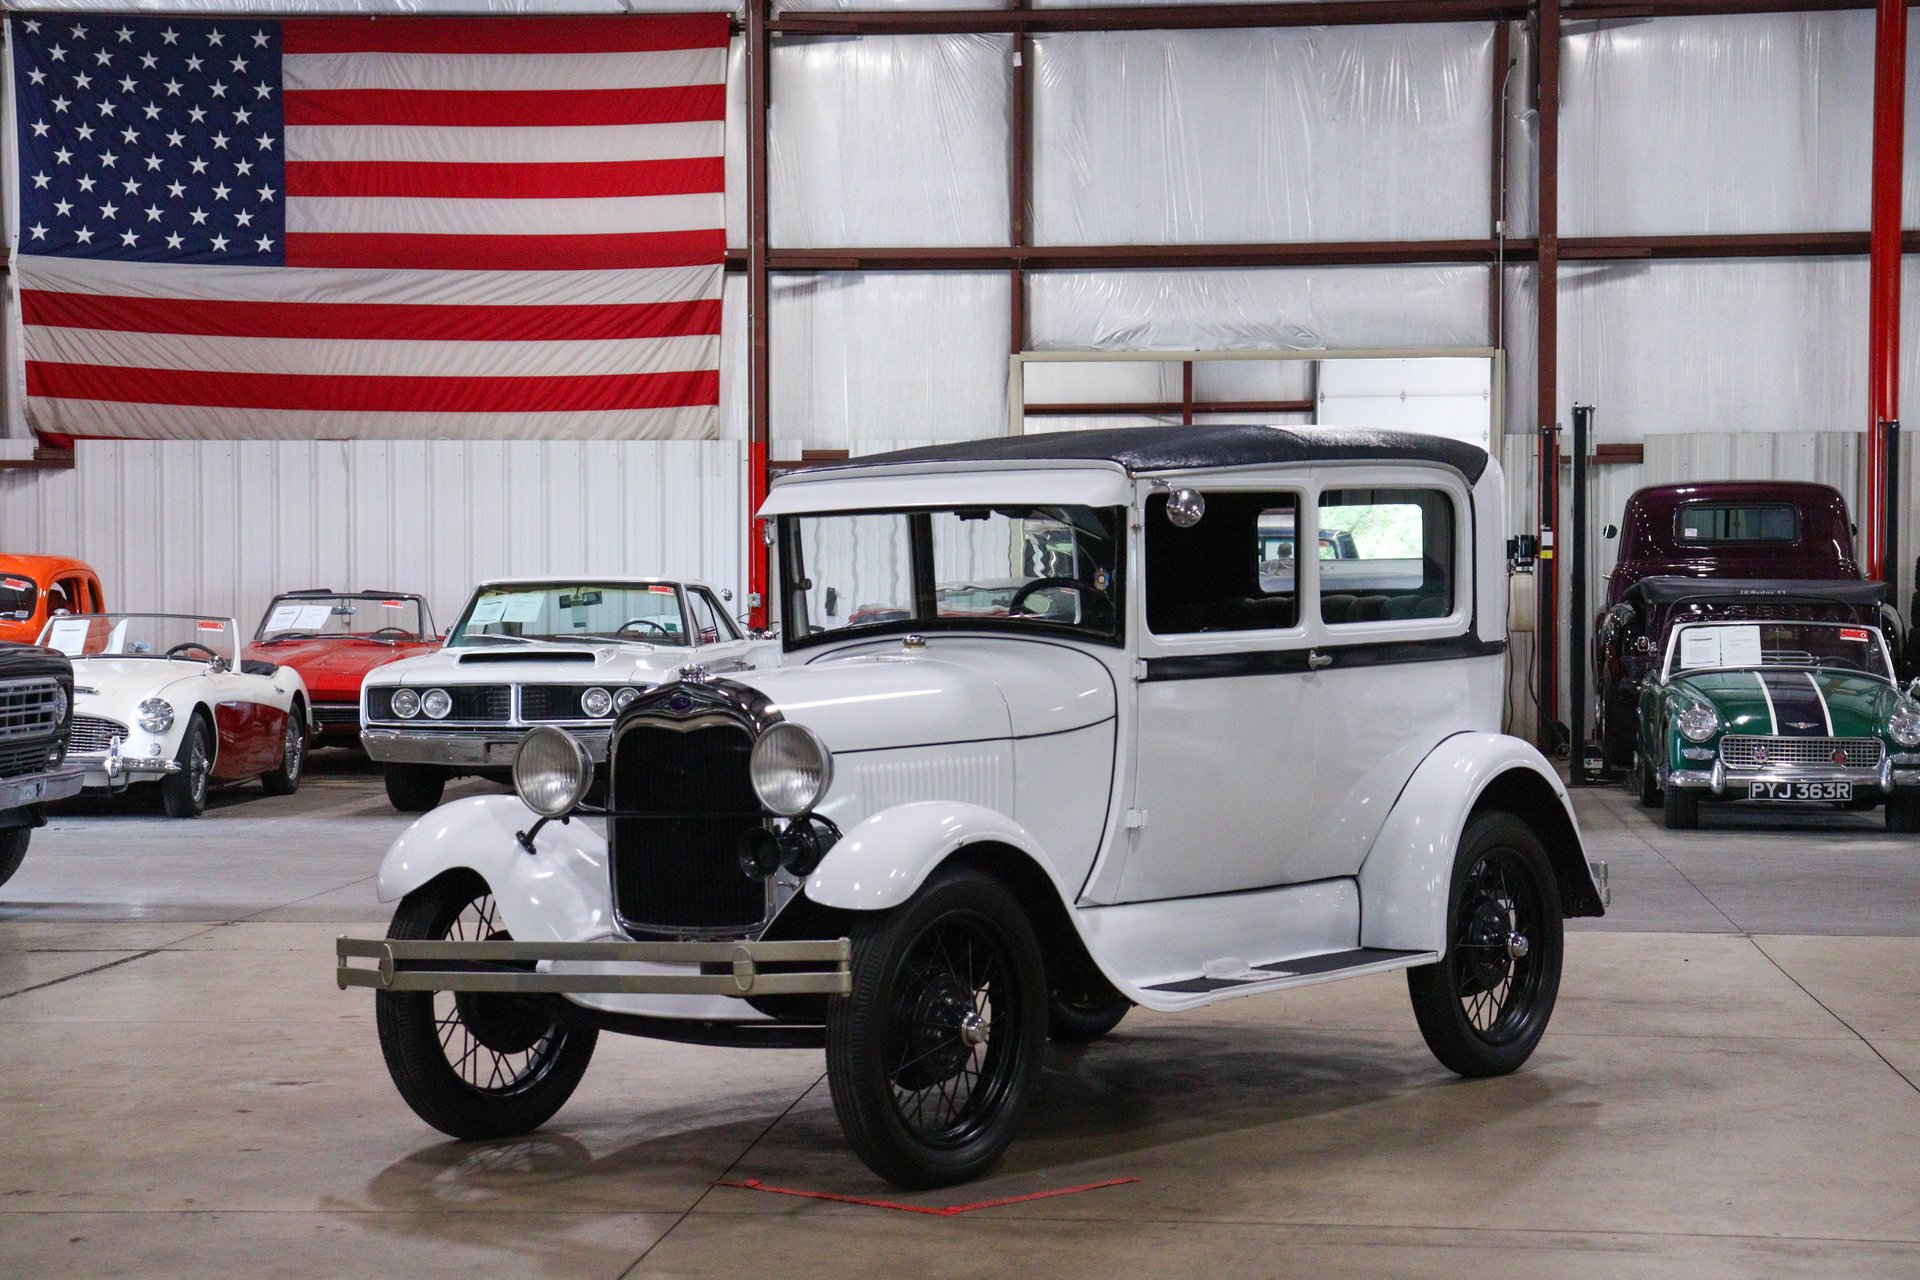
left=1357, top=732, right=1595, bottom=955
left=377, top=795, right=616, bottom=944
left=804, top=801, right=1054, bottom=912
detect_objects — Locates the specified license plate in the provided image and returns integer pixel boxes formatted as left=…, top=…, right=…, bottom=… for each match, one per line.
left=1748, top=781, right=1852, bottom=802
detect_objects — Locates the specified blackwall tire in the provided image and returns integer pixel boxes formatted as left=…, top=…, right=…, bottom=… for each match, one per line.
left=0, top=828, right=28, bottom=890
left=1407, top=810, right=1564, bottom=1078
left=825, top=866, right=1048, bottom=1189
left=260, top=698, right=306, bottom=796
left=1663, top=784, right=1700, bottom=831
left=385, top=764, right=446, bottom=813
left=1887, top=795, right=1920, bottom=834
left=1636, top=753, right=1661, bottom=808
left=161, top=714, right=212, bottom=819
left=375, top=874, right=597, bottom=1141
left=1047, top=994, right=1131, bottom=1042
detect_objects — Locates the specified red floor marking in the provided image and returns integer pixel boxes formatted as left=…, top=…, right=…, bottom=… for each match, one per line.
left=712, top=1176, right=1141, bottom=1217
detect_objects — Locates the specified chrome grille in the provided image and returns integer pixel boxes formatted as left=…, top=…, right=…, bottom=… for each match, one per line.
left=69, top=714, right=127, bottom=755
left=1720, top=736, right=1883, bottom=769
left=0, top=678, right=62, bottom=742
left=608, top=713, right=767, bottom=935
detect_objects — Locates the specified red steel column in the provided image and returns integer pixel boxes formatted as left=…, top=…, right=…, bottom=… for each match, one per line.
left=747, top=0, right=772, bottom=628
left=1866, top=0, right=1906, bottom=583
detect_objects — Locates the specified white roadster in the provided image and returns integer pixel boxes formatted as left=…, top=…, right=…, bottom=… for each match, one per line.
left=41, top=613, right=311, bottom=818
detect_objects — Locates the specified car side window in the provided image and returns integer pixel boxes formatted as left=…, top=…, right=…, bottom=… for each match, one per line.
left=1316, top=488, right=1455, bottom=626
left=1145, top=491, right=1300, bottom=635
left=688, top=590, right=729, bottom=645
left=46, top=577, right=74, bottom=615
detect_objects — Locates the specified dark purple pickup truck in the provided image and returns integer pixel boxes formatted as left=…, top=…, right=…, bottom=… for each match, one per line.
left=1592, top=481, right=1899, bottom=771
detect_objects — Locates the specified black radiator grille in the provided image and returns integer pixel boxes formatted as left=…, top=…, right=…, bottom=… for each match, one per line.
left=521, top=684, right=615, bottom=722
left=0, top=678, right=62, bottom=742
left=609, top=716, right=766, bottom=934
left=0, top=740, right=54, bottom=779
left=364, top=684, right=511, bottom=723
left=311, top=703, right=359, bottom=726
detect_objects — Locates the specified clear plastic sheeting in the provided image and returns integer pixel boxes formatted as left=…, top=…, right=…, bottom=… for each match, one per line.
left=1028, top=266, right=1494, bottom=353
left=1031, top=27, right=1494, bottom=245
left=720, top=274, right=749, bottom=442
left=772, top=35, right=1013, bottom=248
left=1558, top=258, right=1872, bottom=438
left=726, top=37, right=748, bottom=251
left=770, top=272, right=1011, bottom=448
left=1560, top=13, right=1908, bottom=235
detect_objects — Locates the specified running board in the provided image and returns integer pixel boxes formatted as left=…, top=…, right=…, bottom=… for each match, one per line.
left=1145, top=947, right=1436, bottom=997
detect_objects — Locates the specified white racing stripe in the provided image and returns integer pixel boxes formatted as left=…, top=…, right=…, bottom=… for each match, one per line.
left=15, top=254, right=724, bottom=306
left=25, top=327, right=718, bottom=380
left=1805, top=672, right=1835, bottom=735
left=23, top=398, right=719, bottom=441
left=284, top=48, right=726, bottom=93
left=286, top=122, right=724, bottom=165
left=1753, top=671, right=1778, bottom=734
left=286, top=192, right=723, bottom=236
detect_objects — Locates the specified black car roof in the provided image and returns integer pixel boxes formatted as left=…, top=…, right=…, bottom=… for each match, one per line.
left=807, top=424, right=1490, bottom=484
left=1629, top=576, right=1888, bottom=608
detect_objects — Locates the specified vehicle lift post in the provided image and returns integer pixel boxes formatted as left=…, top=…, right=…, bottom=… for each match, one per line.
left=1567, top=404, right=1601, bottom=785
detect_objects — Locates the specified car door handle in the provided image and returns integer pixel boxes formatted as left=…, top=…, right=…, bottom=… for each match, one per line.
left=1307, top=650, right=1334, bottom=670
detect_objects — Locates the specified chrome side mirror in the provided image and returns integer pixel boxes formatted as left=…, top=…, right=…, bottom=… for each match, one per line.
left=1165, top=489, right=1206, bottom=528
left=208, top=656, right=231, bottom=674
left=721, top=588, right=734, bottom=603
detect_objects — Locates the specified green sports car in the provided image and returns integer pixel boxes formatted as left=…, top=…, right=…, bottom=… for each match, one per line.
left=1635, top=619, right=1920, bottom=831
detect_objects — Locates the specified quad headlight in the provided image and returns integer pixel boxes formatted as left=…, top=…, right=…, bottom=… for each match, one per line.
left=137, top=697, right=174, bottom=735
left=389, top=688, right=420, bottom=719
left=614, top=686, right=641, bottom=711
left=580, top=686, right=613, bottom=718
left=513, top=726, right=593, bottom=818
left=1676, top=702, right=1720, bottom=743
left=419, top=688, right=452, bottom=720
left=1889, top=700, right=1920, bottom=749
left=750, top=722, right=833, bottom=817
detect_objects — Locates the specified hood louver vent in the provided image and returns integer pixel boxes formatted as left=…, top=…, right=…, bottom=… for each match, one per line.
left=457, top=650, right=596, bottom=665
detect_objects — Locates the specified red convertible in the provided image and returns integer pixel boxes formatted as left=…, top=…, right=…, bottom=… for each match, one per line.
left=243, top=591, right=440, bottom=747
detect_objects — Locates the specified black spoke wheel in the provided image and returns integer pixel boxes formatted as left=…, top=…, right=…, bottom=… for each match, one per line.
left=827, top=866, right=1047, bottom=1188
left=1408, top=810, right=1564, bottom=1077
left=375, top=873, right=597, bottom=1140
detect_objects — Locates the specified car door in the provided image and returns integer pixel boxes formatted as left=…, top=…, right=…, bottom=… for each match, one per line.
left=1114, top=482, right=1327, bottom=902
left=687, top=587, right=755, bottom=672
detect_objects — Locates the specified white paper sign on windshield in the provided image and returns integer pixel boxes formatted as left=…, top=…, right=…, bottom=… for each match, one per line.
left=1719, top=625, right=1763, bottom=668
left=1679, top=629, right=1722, bottom=669
left=295, top=604, right=333, bottom=630
left=500, top=593, right=545, bottom=624
left=45, top=617, right=91, bottom=656
left=466, top=597, right=508, bottom=627
left=265, top=604, right=304, bottom=632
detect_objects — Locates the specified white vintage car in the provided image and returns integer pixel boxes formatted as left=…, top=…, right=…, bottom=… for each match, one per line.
left=337, top=426, right=1608, bottom=1188
left=42, top=613, right=311, bottom=818
left=360, top=577, right=772, bottom=812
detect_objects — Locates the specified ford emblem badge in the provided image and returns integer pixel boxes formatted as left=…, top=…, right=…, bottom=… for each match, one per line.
left=668, top=693, right=694, bottom=713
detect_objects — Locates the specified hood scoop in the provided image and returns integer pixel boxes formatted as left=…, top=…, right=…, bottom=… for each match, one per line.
left=458, top=649, right=596, bottom=665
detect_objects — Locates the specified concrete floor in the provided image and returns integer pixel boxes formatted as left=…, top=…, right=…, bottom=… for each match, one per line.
left=4, top=754, right=1920, bottom=1278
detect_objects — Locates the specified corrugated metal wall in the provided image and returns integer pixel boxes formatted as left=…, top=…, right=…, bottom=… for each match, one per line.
left=0, top=440, right=747, bottom=636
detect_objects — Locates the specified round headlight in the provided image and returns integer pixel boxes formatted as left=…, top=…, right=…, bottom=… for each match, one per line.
left=513, top=727, right=593, bottom=818
left=138, top=697, right=174, bottom=735
left=1676, top=702, right=1720, bottom=743
left=420, top=688, right=452, bottom=720
left=580, top=686, right=613, bottom=718
left=1889, top=700, right=1920, bottom=749
left=389, top=688, right=420, bottom=719
left=750, top=722, right=833, bottom=817
left=614, top=687, right=641, bottom=711
left=52, top=684, right=68, bottom=724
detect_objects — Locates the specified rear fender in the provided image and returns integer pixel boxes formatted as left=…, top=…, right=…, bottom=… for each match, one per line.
left=1358, top=732, right=1601, bottom=955
left=376, top=795, right=615, bottom=943
left=803, top=801, right=1063, bottom=911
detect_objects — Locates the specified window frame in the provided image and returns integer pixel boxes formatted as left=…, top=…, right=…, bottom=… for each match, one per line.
left=1314, top=485, right=1460, bottom=632
left=1672, top=501, right=1801, bottom=546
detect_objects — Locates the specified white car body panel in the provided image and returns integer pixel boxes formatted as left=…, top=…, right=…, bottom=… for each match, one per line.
left=66, top=651, right=308, bottom=788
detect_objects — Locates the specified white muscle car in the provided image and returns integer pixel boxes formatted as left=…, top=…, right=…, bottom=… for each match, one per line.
left=42, top=613, right=311, bottom=818
left=336, top=425, right=1608, bottom=1189
left=359, top=577, right=773, bottom=812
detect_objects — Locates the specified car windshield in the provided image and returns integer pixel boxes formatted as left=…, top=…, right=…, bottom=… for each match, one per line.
left=255, top=594, right=429, bottom=642
left=39, top=613, right=239, bottom=664
left=448, top=583, right=689, bottom=647
left=780, top=505, right=1124, bottom=646
left=0, top=575, right=35, bottom=620
left=1668, top=622, right=1892, bottom=679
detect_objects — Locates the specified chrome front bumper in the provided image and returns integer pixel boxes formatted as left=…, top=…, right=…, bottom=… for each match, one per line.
left=361, top=726, right=611, bottom=768
left=0, top=761, right=85, bottom=810
left=1668, top=758, right=1920, bottom=796
left=71, top=744, right=180, bottom=789
left=336, top=936, right=852, bottom=997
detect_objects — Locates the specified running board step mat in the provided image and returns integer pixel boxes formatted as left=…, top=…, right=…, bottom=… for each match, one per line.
left=1146, top=947, right=1433, bottom=995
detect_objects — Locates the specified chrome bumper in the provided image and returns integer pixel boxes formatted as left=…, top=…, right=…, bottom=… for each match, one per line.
left=1668, top=758, right=1920, bottom=795
left=0, top=761, right=85, bottom=810
left=335, top=936, right=852, bottom=997
left=361, top=726, right=611, bottom=768
left=72, top=743, right=180, bottom=789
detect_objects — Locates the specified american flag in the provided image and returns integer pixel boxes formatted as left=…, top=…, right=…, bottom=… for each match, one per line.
left=10, top=14, right=727, bottom=441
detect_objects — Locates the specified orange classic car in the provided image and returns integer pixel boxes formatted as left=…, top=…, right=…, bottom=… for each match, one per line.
left=0, top=556, right=105, bottom=646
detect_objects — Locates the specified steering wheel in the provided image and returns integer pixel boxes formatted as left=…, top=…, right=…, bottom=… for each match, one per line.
left=1008, top=576, right=1110, bottom=620
left=369, top=626, right=415, bottom=640
left=617, top=618, right=671, bottom=637
left=167, top=642, right=219, bottom=662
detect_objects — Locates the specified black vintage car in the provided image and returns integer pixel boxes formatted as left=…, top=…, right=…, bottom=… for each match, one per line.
left=0, top=643, right=83, bottom=889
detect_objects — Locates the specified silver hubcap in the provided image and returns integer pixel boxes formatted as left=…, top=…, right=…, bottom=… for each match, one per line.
left=1507, top=932, right=1530, bottom=960
left=190, top=734, right=208, bottom=802
left=957, top=1009, right=988, bottom=1048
